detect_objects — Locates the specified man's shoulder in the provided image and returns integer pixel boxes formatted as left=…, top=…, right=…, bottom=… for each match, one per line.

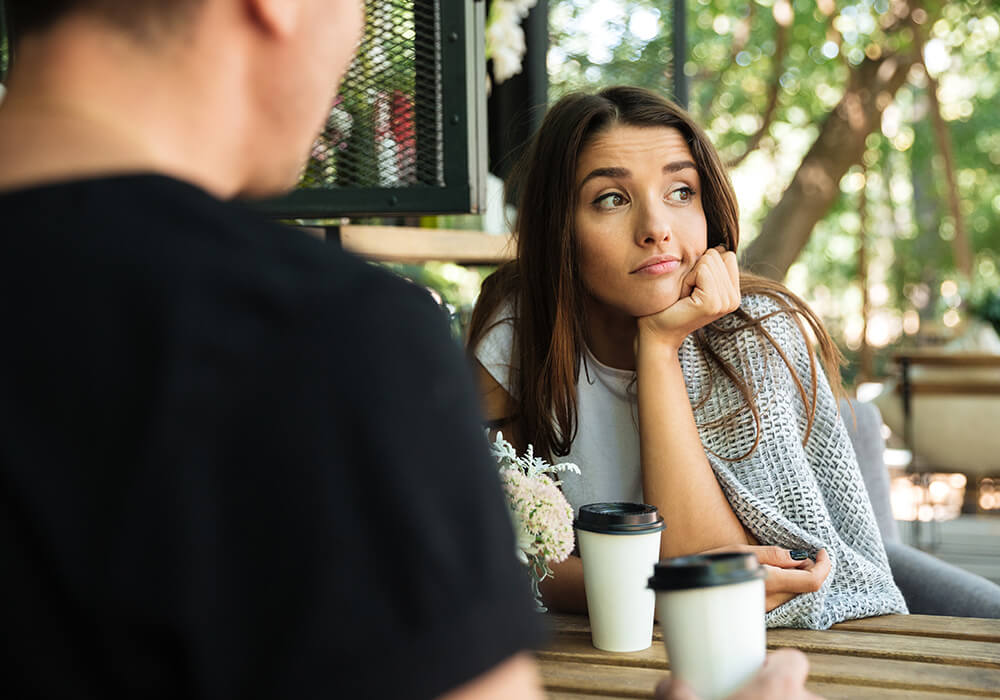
left=2, top=172, right=445, bottom=355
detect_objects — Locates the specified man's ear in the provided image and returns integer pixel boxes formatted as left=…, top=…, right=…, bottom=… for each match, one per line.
left=245, top=0, right=300, bottom=38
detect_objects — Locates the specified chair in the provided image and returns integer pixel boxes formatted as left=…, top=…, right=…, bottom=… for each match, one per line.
left=841, top=398, right=1000, bottom=618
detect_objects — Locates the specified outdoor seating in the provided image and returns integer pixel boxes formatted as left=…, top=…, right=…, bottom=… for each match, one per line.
left=841, top=398, right=1000, bottom=618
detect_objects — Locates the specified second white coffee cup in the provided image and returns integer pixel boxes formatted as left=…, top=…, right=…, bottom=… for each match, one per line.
left=648, top=552, right=767, bottom=700
left=575, top=502, right=665, bottom=652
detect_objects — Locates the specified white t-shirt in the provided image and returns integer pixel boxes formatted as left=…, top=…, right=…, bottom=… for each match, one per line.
left=475, top=309, right=642, bottom=512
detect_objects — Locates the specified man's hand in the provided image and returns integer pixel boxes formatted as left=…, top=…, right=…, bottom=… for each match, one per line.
left=654, top=649, right=824, bottom=700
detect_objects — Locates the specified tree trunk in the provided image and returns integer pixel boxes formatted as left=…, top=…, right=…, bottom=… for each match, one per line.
left=741, top=52, right=918, bottom=280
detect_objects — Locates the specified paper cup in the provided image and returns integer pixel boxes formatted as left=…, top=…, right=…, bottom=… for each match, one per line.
left=575, top=502, right=665, bottom=652
left=648, top=552, right=767, bottom=700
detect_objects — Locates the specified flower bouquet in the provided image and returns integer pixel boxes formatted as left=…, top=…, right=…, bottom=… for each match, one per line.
left=489, top=431, right=580, bottom=611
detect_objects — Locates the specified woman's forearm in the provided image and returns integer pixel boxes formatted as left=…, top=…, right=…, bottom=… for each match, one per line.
left=538, top=555, right=587, bottom=613
left=636, top=335, right=750, bottom=558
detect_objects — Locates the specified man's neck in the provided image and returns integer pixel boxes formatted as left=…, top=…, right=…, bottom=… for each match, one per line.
left=0, top=16, right=251, bottom=198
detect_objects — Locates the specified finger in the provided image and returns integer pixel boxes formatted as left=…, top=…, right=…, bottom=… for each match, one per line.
left=691, top=253, right=724, bottom=310
left=761, top=649, right=811, bottom=689
left=722, top=250, right=741, bottom=303
left=763, top=562, right=829, bottom=595
left=702, top=248, right=739, bottom=312
left=811, top=548, right=832, bottom=581
left=680, top=260, right=700, bottom=298
left=697, top=249, right=734, bottom=314
left=746, top=545, right=813, bottom=569
left=654, top=676, right=700, bottom=700
left=701, top=544, right=811, bottom=570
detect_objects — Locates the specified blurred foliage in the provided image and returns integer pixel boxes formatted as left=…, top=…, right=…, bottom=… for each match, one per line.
left=1, top=1, right=8, bottom=83
left=379, top=261, right=496, bottom=340
left=970, top=287, right=1000, bottom=336
left=548, top=0, right=1000, bottom=383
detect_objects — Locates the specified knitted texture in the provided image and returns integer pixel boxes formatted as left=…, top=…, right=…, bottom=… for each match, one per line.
left=477, top=293, right=908, bottom=629
left=681, top=294, right=907, bottom=628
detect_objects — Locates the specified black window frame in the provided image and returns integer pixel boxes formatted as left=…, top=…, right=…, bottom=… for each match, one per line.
left=256, top=0, right=488, bottom=219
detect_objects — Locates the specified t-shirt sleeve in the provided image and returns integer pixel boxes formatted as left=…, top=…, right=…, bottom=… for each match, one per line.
left=307, top=273, right=545, bottom=698
left=472, top=304, right=517, bottom=395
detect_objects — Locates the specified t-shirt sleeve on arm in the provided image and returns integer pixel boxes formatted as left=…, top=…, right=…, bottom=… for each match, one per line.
left=472, top=304, right=517, bottom=394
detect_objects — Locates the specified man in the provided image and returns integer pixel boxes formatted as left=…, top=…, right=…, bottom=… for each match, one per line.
left=0, top=1, right=815, bottom=698
left=0, top=1, right=544, bottom=697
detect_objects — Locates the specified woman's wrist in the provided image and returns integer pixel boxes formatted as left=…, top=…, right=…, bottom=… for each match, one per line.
left=635, top=318, right=685, bottom=358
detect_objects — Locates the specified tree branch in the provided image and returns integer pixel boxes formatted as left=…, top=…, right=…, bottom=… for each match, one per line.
left=741, top=46, right=920, bottom=280
left=912, top=26, right=974, bottom=278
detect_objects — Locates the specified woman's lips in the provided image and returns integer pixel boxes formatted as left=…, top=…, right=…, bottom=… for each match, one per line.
left=633, top=258, right=681, bottom=275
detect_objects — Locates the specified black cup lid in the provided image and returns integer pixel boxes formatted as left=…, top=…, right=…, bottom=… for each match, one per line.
left=647, top=552, right=765, bottom=591
left=574, top=502, right=665, bottom=535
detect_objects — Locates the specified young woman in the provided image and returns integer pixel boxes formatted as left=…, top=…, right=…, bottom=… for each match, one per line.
left=468, top=86, right=906, bottom=629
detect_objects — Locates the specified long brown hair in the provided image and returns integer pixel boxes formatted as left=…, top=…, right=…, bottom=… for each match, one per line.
left=467, top=86, right=843, bottom=459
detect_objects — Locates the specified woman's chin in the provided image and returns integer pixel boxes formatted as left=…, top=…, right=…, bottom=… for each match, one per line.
left=632, top=297, right=683, bottom=319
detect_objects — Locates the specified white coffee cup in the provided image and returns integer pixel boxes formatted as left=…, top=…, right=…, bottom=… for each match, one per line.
left=575, top=502, right=665, bottom=652
left=648, top=552, right=767, bottom=700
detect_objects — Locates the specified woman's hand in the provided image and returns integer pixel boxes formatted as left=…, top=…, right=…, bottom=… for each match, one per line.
left=703, top=545, right=832, bottom=612
left=637, top=246, right=740, bottom=351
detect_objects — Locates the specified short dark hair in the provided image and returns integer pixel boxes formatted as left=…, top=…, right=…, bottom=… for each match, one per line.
left=6, top=0, right=203, bottom=40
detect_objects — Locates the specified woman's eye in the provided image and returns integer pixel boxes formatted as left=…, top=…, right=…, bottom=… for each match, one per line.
left=668, top=187, right=695, bottom=203
left=594, top=192, right=627, bottom=209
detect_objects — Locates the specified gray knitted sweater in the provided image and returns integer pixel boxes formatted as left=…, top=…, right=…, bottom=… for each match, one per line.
left=477, top=294, right=908, bottom=629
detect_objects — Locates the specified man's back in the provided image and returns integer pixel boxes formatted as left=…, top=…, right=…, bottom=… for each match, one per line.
left=0, top=174, right=543, bottom=698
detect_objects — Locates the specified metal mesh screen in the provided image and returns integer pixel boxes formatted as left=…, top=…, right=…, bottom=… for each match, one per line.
left=300, top=0, right=443, bottom=191
left=0, top=2, right=9, bottom=83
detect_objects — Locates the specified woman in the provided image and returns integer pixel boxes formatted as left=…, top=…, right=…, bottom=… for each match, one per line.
left=468, top=86, right=906, bottom=629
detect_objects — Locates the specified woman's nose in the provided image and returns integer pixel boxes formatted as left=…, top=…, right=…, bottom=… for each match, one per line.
left=635, top=199, right=672, bottom=246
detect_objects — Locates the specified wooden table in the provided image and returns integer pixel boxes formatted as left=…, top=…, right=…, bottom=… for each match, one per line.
left=538, top=613, right=1000, bottom=699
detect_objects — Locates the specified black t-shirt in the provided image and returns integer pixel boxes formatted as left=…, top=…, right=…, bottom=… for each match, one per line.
left=0, top=175, right=544, bottom=698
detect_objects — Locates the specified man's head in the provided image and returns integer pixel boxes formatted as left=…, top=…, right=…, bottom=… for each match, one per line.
left=6, top=0, right=205, bottom=42
left=2, top=0, right=364, bottom=197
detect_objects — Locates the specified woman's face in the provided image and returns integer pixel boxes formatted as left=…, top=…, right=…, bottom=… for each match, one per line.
left=574, top=124, right=709, bottom=321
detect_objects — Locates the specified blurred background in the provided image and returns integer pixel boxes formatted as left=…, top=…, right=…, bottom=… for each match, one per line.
left=418, top=0, right=1000, bottom=581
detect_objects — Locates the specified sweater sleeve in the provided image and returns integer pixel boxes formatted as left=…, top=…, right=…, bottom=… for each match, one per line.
left=690, top=295, right=908, bottom=629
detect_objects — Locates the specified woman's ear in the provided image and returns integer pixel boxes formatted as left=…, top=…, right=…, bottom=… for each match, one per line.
left=244, top=0, right=300, bottom=38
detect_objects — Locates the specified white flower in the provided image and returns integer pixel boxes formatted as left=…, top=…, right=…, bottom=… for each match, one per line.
left=490, top=43, right=524, bottom=84
left=490, top=431, right=580, bottom=566
left=485, top=0, right=538, bottom=85
left=500, top=469, right=575, bottom=564
left=489, top=431, right=581, bottom=483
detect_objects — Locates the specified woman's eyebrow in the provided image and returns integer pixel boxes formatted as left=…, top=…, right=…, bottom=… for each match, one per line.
left=579, top=160, right=698, bottom=188
left=579, top=166, right=630, bottom=187
left=665, top=160, right=697, bottom=173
